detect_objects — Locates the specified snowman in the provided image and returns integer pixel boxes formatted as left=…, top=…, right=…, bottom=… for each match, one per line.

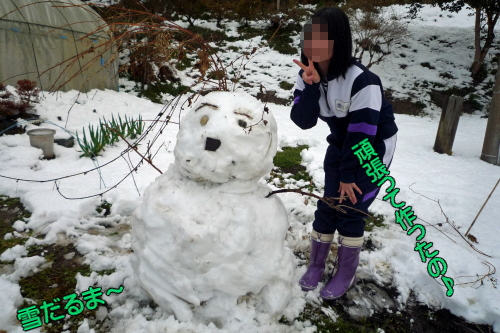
left=130, top=91, right=295, bottom=324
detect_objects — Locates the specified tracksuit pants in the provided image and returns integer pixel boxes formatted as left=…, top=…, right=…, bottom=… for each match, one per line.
left=312, top=133, right=397, bottom=237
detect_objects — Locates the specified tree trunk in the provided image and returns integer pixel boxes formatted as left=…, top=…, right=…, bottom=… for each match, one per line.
left=216, top=13, right=222, bottom=28
left=470, top=7, right=482, bottom=76
left=481, top=57, right=500, bottom=165
left=470, top=7, right=500, bottom=79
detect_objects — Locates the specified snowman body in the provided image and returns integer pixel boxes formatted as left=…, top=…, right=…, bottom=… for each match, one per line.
left=130, top=91, right=294, bottom=323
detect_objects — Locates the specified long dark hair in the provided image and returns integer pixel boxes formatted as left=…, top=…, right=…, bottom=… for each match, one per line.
left=300, top=7, right=357, bottom=80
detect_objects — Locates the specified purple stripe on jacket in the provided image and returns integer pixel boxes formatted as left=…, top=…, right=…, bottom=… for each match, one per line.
left=347, top=122, right=377, bottom=136
left=362, top=188, right=380, bottom=203
left=293, top=96, right=300, bottom=105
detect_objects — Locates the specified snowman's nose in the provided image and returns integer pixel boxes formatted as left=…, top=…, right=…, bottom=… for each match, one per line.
left=205, top=137, right=221, bottom=151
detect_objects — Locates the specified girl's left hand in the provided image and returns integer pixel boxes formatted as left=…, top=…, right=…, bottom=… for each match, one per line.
left=338, top=182, right=362, bottom=205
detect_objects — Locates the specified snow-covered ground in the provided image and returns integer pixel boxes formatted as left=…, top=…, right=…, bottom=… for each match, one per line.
left=1, top=4, right=500, bottom=333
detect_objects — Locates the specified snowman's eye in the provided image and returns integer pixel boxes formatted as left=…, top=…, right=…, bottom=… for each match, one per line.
left=200, top=115, right=209, bottom=125
left=238, top=119, right=247, bottom=128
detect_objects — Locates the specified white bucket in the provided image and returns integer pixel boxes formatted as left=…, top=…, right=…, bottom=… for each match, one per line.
left=27, top=128, right=56, bottom=159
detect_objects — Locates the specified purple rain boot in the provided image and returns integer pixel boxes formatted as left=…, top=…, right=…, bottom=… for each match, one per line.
left=299, top=230, right=334, bottom=291
left=320, top=234, right=363, bottom=300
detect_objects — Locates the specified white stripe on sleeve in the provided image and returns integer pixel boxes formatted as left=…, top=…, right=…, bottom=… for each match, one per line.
left=349, top=84, right=382, bottom=112
left=294, top=72, right=306, bottom=91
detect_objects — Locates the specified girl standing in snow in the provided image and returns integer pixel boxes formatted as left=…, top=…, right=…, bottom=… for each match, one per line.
left=291, top=7, right=398, bottom=300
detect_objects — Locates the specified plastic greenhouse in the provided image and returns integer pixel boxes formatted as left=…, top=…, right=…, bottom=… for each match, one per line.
left=0, top=0, right=119, bottom=93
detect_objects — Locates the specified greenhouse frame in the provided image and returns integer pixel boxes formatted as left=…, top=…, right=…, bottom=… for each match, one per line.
left=0, top=0, right=119, bottom=93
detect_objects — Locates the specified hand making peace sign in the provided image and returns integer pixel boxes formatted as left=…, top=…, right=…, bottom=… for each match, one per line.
left=293, top=58, right=321, bottom=85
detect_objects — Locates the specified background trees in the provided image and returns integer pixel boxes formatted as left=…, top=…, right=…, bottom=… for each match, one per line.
left=409, top=0, right=500, bottom=82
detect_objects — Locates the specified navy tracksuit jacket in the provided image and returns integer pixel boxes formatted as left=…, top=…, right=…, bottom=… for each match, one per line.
left=290, top=60, right=398, bottom=237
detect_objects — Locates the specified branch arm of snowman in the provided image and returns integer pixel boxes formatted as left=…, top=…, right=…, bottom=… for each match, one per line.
left=265, top=189, right=370, bottom=216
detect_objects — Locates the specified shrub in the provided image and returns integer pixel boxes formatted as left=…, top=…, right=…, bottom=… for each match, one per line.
left=279, top=81, right=294, bottom=90
left=273, top=145, right=309, bottom=171
left=467, top=93, right=482, bottom=110
left=263, top=22, right=302, bottom=55
left=16, top=79, right=41, bottom=104
left=347, top=6, right=409, bottom=68
left=420, top=62, right=435, bottom=69
left=0, top=80, right=41, bottom=119
left=136, top=81, right=190, bottom=103
left=96, top=200, right=112, bottom=216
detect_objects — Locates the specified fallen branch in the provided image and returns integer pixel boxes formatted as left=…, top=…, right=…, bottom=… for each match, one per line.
left=453, top=261, right=497, bottom=289
left=266, top=188, right=370, bottom=217
left=408, top=184, right=493, bottom=258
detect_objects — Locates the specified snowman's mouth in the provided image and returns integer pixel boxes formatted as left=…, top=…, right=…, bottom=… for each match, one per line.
left=180, top=164, right=204, bottom=181
left=180, top=161, right=194, bottom=175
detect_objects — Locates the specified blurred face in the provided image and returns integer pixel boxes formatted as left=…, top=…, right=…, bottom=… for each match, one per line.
left=301, top=18, right=334, bottom=63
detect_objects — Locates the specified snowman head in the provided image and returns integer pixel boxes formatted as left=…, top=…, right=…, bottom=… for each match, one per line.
left=174, top=91, right=277, bottom=183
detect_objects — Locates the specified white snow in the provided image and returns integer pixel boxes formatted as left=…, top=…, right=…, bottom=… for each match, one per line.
left=0, top=3, right=499, bottom=333
left=0, top=244, right=27, bottom=262
left=0, top=277, right=26, bottom=333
